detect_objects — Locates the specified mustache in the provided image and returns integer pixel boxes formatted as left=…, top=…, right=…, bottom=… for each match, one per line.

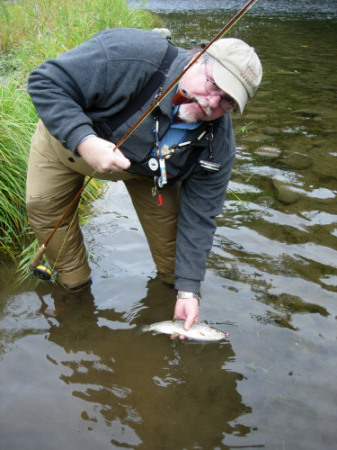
left=178, top=101, right=212, bottom=123
left=196, top=97, right=212, bottom=117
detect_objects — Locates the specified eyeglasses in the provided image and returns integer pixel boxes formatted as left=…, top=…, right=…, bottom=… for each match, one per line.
left=204, top=64, right=237, bottom=112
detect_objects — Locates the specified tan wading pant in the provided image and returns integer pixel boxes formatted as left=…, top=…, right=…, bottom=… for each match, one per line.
left=26, top=120, right=180, bottom=289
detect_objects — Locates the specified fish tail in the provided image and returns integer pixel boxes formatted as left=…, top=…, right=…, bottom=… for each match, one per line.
left=134, top=324, right=150, bottom=336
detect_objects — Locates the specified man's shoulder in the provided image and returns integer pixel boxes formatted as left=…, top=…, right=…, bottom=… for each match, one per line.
left=94, top=28, right=169, bottom=57
left=86, top=28, right=175, bottom=72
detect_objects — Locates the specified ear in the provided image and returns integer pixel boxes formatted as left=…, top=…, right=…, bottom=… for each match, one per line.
left=191, top=51, right=202, bottom=64
left=184, top=51, right=202, bottom=70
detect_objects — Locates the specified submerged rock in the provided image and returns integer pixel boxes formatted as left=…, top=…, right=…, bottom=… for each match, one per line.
left=272, top=178, right=300, bottom=204
left=254, top=146, right=282, bottom=160
left=256, top=195, right=275, bottom=208
left=241, top=134, right=275, bottom=143
left=292, top=109, right=320, bottom=118
left=264, top=126, right=281, bottom=136
left=282, top=151, right=312, bottom=170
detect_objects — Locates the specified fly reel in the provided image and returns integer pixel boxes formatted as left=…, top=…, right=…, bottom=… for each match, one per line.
left=32, top=264, right=53, bottom=281
left=29, top=244, right=54, bottom=282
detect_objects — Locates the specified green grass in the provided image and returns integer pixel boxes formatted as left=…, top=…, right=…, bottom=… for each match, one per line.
left=0, top=0, right=158, bottom=273
left=1, top=0, right=157, bottom=79
left=0, top=79, right=37, bottom=261
left=0, top=75, right=105, bottom=265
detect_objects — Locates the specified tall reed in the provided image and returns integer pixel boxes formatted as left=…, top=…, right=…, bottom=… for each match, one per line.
left=0, top=78, right=105, bottom=261
left=1, top=0, right=158, bottom=79
left=0, top=79, right=36, bottom=261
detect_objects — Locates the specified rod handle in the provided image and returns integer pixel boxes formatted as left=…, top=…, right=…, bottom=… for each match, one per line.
left=29, top=244, right=47, bottom=269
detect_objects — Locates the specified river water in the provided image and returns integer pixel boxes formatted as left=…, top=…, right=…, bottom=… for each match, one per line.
left=1, top=1, right=337, bottom=449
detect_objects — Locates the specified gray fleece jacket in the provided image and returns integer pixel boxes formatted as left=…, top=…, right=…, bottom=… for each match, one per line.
left=27, top=28, right=236, bottom=293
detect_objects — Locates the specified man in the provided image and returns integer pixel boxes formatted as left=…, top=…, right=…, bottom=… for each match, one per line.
left=26, top=28, right=262, bottom=333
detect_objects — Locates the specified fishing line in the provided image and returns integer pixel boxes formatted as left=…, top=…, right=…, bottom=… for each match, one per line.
left=29, top=0, right=259, bottom=278
left=30, top=194, right=82, bottom=281
left=52, top=204, right=79, bottom=270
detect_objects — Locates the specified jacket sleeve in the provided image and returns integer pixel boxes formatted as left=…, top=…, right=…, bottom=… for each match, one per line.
left=28, top=34, right=112, bottom=151
left=174, top=115, right=236, bottom=293
left=27, top=29, right=168, bottom=152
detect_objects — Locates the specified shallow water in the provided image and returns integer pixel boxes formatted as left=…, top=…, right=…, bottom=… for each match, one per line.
left=1, top=1, right=337, bottom=449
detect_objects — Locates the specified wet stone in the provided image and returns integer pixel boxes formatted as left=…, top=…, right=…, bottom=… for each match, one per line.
left=241, top=134, right=275, bottom=144
left=264, top=126, right=281, bottom=136
left=254, top=146, right=282, bottom=160
left=244, top=113, right=268, bottom=121
left=256, top=195, right=275, bottom=208
left=292, top=109, right=320, bottom=118
left=272, top=177, right=300, bottom=204
left=281, top=151, right=313, bottom=170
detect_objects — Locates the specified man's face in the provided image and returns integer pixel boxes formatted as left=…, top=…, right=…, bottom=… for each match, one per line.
left=177, top=58, right=237, bottom=123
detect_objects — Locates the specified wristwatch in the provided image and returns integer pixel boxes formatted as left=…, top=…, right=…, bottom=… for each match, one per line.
left=176, top=291, right=201, bottom=303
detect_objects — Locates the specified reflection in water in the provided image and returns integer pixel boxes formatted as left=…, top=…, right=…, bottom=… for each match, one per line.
left=36, top=280, right=250, bottom=449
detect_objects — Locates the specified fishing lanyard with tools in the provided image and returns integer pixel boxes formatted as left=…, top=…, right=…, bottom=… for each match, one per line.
left=150, top=113, right=219, bottom=206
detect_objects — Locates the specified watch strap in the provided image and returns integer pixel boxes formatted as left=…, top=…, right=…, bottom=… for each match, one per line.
left=177, top=292, right=201, bottom=302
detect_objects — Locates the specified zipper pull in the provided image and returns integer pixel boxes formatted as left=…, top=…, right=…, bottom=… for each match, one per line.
left=152, top=177, right=163, bottom=206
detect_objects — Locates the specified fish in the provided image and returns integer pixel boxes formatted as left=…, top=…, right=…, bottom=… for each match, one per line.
left=141, top=320, right=230, bottom=342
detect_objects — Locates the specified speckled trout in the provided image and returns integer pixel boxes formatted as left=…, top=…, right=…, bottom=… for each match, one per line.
left=142, top=320, right=230, bottom=341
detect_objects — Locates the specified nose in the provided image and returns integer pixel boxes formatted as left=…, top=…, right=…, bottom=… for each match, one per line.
left=205, top=92, right=221, bottom=109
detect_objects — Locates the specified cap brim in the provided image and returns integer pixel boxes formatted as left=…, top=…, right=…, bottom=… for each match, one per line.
left=212, top=61, right=248, bottom=114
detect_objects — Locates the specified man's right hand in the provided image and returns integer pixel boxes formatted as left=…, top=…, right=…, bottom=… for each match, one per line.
left=77, top=136, right=131, bottom=173
left=173, top=295, right=199, bottom=340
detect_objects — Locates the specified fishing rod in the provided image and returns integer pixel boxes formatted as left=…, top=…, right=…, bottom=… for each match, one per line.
left=29, top=0, right=259, bottom=280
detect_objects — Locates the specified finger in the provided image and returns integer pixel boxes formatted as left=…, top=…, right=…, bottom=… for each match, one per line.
left=115, top=154, right=131, bottom=169
left=110, top=158, right=131, bottom=172
left=184, top=316, right=195, bottom=331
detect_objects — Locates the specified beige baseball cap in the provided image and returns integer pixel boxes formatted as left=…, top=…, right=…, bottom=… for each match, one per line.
left=206, top=38, right=263, bottom=114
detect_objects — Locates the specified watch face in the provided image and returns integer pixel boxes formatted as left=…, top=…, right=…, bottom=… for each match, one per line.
left=148, top=157, right=159, bottom=171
